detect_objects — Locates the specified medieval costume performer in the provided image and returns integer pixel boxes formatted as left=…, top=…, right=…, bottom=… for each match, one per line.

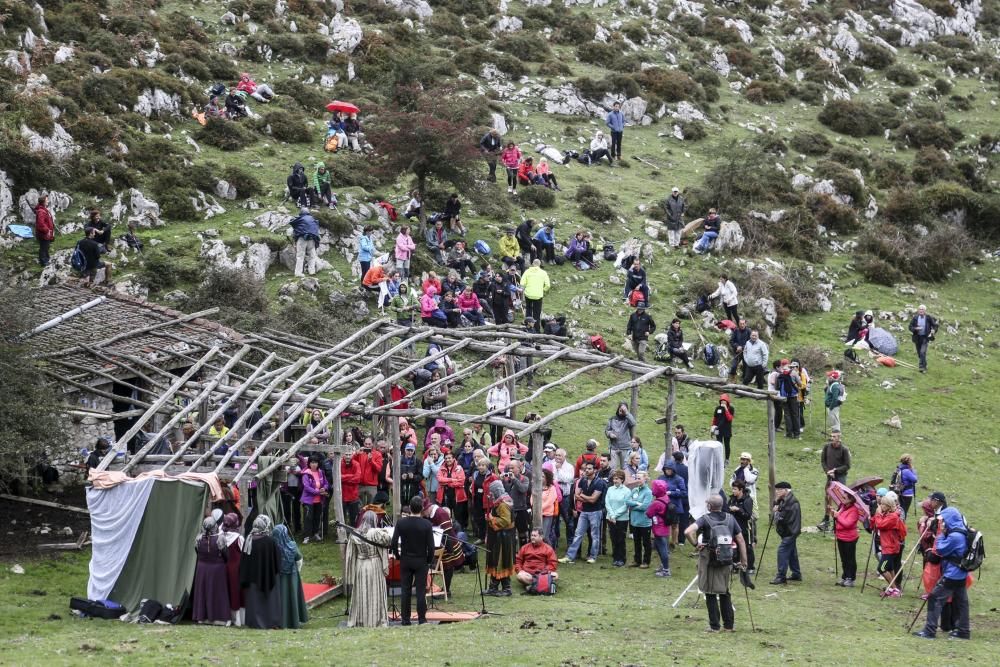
left=239, top=515, right=282, bottom=629
left=485, top=480, right=516, bottom=596
left=220, top=513, right=246, bottom=626
left=344, top=510, right=395, bottom=627
left=272, top=524, right=308, bottom=629
left=192, top=516, right=231, bottom=624
left=422, top=496, right=465, bottom=597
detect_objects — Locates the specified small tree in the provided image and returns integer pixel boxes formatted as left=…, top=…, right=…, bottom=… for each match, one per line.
left=366, top=85, right=485, bottom=208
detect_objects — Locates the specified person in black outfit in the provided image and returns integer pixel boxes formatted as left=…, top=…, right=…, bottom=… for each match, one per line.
left=286, top=162, right=311, bottom=208
left=665, top=319, right=692, bottom=368
left=85, top=209, right=112, bottom=249
left=443, top=193, right=465, bottom=236
left=728, top=480, right=756, bottom=572
left=390, top=496, right=436, bottom=625
left=625, top=302, right=656, bottom=362
left=78, top=227, right=112, bottom=285
left=489, top=272, right=513, bottom=324
left=515, top=219, right=536, bottom=264
left=479, top=129, right=502, bottom=182
left=728, top=318, right=751, bottom=379
left=86, top=436, right=111, bottom=470
left=623, top=258, right=648, bottom=303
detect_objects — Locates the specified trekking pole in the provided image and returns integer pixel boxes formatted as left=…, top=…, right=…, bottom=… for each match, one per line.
left=881, top=525, right=929, bottom=598
left=860, top=531, right=876, bottom=594
left=753, top=514, right=774, bottom=584
left=738, top=566, right=756, bottom=632
left=834, top=534, right=839, bottom=579
left=906, top=596, right=929, bottom=633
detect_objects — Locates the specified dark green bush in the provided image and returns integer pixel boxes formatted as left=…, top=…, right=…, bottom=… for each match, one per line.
left=883, top=187, right=927, bottom=226
left=808, top=193, right=858, bottom=234
left=429, top=9, right=465, bottom=37
left=896, top=120, right=957, bottom=149
left=679, top=121, right=707, bottom=141
left=817, top=99, right=885, bottom=137
left=516, top=186, right=556, bottom=209
left=828, top=146, right=871, bottom=174
left=908, top=225, right=976, bottom=281
left=575, top=184, right=603, bottom=203
left=260, top=110, right=313, bottom=144
left=197, top=118, right=258, bottom=151
left=873, top=158, right=910, bottom=189
left=790, top=131, right=832, bottom=155
left=889, top=90, right=912, bottom=106
left=221, top=166, right=263, bottom=199
left=554, top=14, right=596, bottom=45
left=744, top=80, right=787, bottom=104
left=577, top=42, right=618, bottom=66
left=538, top=59, right=572, bottom=77
left=910, top=146, right=962, bottom=184
left=139, top=249, right=202, bottom=292
left=496, top=33, right=551, bottom=62
left=842, top=65, right=865, bottom=85
left=68, top=115, right=119, bottom=150
left=127, top=136, right=181, bottom=173
left=742, top=205, right=823, bottom=263
left=495, top=53, right=527, bottom=78
left=635, top=68, right=700, bottom=103
left=857, top=254, right=905, bottom=286
left=814, top=160, right=865, bottom=205
left=454, top=47, right=490, bottom=75
left=621, top=21, right=647, bottom=44
left=793, top=82, right=824, bottom=105
left=312, top=208, right=354, bottom=238
left=326, top=153, right=382, bottom=190
left=861, top=41, right=895, bottom=69
left=886, top=64, right=919, bottom=86
left=579, top=197, right=614, bottom=222
left=187, top=267, right=271, bottom=330
left=278, top=79, right=328, bottom=112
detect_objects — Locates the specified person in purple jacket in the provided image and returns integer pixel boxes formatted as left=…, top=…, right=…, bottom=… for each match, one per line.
left=300, top=454, right=329, bottom=543
left=893, top=454, right=918, bottom=519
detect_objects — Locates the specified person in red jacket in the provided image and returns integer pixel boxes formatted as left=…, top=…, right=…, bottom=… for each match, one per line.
left=710, top=394, right=735, bottom=463
left=340, top=452, right=362, bottom=527
left=872, top=494, right=907, bottom=597
left=356, top=438, right=383, bottom=506
left=574, top=439, right=602, bottom=477
left=437, top=451, right=468, bottom=531
left=34, top=194, right=55, bottom=266
left=834, top=494, right=862, bottom=587
left=515, top=528, right=559, bottom=588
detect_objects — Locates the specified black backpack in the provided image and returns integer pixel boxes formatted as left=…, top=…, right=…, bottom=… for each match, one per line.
left=703, top=343, right=718, bottom=366
left=704, top=514, right=735, bottom=567
left=951, top=520, right=986, bottom=573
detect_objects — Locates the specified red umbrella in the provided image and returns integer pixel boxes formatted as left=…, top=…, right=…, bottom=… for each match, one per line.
left=326, top=100, right=359, bottom=114
left=827, top=481, right=870, bottom=521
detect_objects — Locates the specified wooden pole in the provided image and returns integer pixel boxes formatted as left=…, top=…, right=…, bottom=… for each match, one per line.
left=630, top=373, right=640, bottom=417
left=767, top=398, right=777, bottom=510
left=331, top=417, right=347, bottom=552
left=505, top=353, right=517, bottom=421
left=390, top=414, right=402, bottom=519
left=530, top=432, right=544, bottom=531
left=663, top=376, right=676, bottom=463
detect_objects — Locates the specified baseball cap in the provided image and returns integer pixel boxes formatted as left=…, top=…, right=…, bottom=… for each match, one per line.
left=929, top=491, right=947, bottom=503
left=543, top=443, right=556, bottom=452
left=672, top=187, right=679, bottom=193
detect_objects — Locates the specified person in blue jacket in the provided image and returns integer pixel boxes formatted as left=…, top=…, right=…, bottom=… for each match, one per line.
left=357, top=225, right=375, bottom=280
left=532, top=223, right=556, bottom=265
left=914, top=506, right=971, bottom=639
left=661, top=461, right=687, bottom=549
left=893, top=454, right=919, bottom=519
left=605, top=101, right=625, bottom=161
left=289, top=208, right=320, bottom=278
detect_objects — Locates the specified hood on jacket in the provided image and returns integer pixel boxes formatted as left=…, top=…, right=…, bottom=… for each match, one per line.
left=920, top=499, right=935, bottom=517
left=293, top=161, right=304, bottom=172
left=432, top=419, right=448, bottom=430
left=502, top=428, right=515, bottom=443
left=425, top=286, right=437, bottom=297
left=662, top=461, right=677, bottom=476
left=652, top=479, right=668, bottom=498
left=719, top=393, right=731, bottom=406
left=941, top=507, right=965, bottom=532
left=316, top=162, right=327, bottom=170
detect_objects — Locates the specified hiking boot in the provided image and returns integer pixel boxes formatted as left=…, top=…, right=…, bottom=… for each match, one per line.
left=586, top=557, right=596, bottom=564
left=638, top=563, right=650, bottom=569
left=499, top=588, right=512, bottom=597
left=843, top=578, right=855, bottom=587
left=769, top=577, right=787, bottom=585
left=628, top=562, right=641, bottom=568
left=887, top=588, right=902, bottom=598
left=835, top=579, right=845, bottom=587
left=788, top=574, right=802, bottom=582
left=947, top=631, right=970, bottom=640
left=912, top=630, right=935, bottom=639
left=558, top=557, right=573, bottom=564
left=656, top=569, right=672, bottom=577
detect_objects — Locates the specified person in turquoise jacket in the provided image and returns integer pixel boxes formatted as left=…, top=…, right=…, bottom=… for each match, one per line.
left=626, top=472, right=653, bottom=568
left=357, top=226, right=375, bottom=281
left=605, top=470, right=631, bottom=567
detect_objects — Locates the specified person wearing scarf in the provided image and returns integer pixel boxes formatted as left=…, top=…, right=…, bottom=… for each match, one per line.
left=485, top=480, right=516, bottom=596
left=192, top=517, right=231, bottom=624
left=345, top=510, right=395, bottom=627
left=271, top=524, right=308, bottom=629
left=221, top=513, right=246, bottom=626
left=239, top=515, right=282, bottom=629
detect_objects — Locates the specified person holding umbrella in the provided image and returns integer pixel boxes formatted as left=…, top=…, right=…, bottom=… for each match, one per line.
left=834, top=493, right=862, bottom=587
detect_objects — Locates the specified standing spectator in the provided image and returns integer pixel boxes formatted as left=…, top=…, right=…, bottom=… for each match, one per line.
left=710, top=394, right=735, bottom=463
left=403, top=190, right=422, bottom=220
left=357, top=225, right=375, bottom=279
left=312, top=163, right=336, bottom=209
left=770, top=481, right=802, bottom=584
left=776, top=359, right=801, bottom=438
left=78, top=227, right=113, bottom=285
left=646, top=478, right=673, bottom=575
left=693, top=208, right=721, bottom=253
left=239, top=516, right=281, bottom=630
left=728, top=319, right=751, bottom=381
left=437, top=451, right=468, bottom=532
left=817, top=430, right=851, bottom=531
left=443, top=193, right=466, bottom=236
left=484, top=482, right=517, bottom=596
left=824, top=370, right=845, bottom=434
left=34, top=193, right=55, bottom=267
left=684, top=495, right=747, bottom=632
left=792, top=360, right=810, bottom=431
left=540, top=469, right=561, bottom=546
left=422, top=444, right=445, bottom=499
left=394, top=225, right=416, bottom=279
left=892, top=454, right=919, bottom=519
left=488, top=430, right=528, bottom=472
left=519, top=259, right=550, bottom=332
left=300, top=454, right=329, bottom=543
left=480, top=128, right=502, bottom=182
left=604, top=470, right=630, bottom=566
left=559, top=462, right=607, bottom=564
left=289, top=207, right=319, bottom=278
left=536, top=157, right=560, bottom=190
left=501, top=142, right=522, bottom=194
left=605, top=402, right=637, bottom=471
left=627, top=472, right=654, bottom=570
left=834, top=494, right=862, bottom=587
left=503, top=460, right=532, bottom=548
left=425, top=219, right=448, bottom=265
left=873, top=495, right=907, bottom=598
left=730, top=452, right=759, bottom=520
left=485, top=383, right=510, bottom=445
left=286, top=163, right=309, bottom=207
left=515, top=218, right=536, bottom=265
left=665, top=319, right=693, bottom=368
left=469, top=458, right=497, bottom=541
left=588, top=131, right=613, bottom=165
left=626, top=301, right=656, bottom=362
left=356, top=441, right=383, bottom=506
left=340, top=451, right=362, bottom=527
left=729, top=480, right=756, bottom=572
left=767, top=360, right=783, bottom=432
left=532, top=223, right=556, bottom=265
left=908, top=305, right=939, bottom=373
left=490, top=272, right=514, bottom=324
left=628, top=437, right=649, bottom=470
left=191, top=517, right=231, bottom=625
left=662, top=462, right=687, bottom=550
left=399, top=443, right=421, bottom=505
left=914, top=507, right=971, bottom=640
left=709, top=273, right=739, bottom=323
left=553, top=448, right=576, bottom=548
left=605, top=101, right=625, bottom=161
left=574, top=439, right=601, bottom=477
left=661, top=187, right=686, bottom=248
left=389, top=282, right=418, bottom=327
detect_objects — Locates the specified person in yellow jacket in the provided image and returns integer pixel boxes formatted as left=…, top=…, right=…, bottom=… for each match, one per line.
left=519, top=259, right=550, bottom=332
left=792, top=360, right=810, bottom=433
left=498, top=227, right=523, bottom=272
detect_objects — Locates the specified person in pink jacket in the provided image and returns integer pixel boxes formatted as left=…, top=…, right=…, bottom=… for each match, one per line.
left=500, top=142, right=522, bottom=195
left=834, top=495, right=862, bottom=587
left=456, top=285, right=485, bottom=325
left=488, top=429, right=528, bottom=471
left=394, top=225, right=416, bottom=279
left=646, top=479, right=673, bottom=575
left=420, top=286, right=447, bottom=327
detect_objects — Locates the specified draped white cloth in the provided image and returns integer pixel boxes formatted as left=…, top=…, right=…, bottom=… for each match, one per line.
left=687, top=441, right=725, bottom=522
left=86, top=478, right=157, bottom=601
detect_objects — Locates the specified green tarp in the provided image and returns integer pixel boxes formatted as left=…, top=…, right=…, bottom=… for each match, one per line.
left=110, top=479, right=208, bottom=613
left=256, top=456, right=284, bottom=525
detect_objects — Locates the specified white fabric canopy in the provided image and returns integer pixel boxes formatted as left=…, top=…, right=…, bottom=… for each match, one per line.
left=86, top=477, right=157, bottom=601
left=687, top=440, right=725, bottom=522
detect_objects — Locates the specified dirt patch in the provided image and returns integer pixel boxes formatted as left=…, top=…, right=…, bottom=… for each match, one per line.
left=0, top=489, right=91, bottom=561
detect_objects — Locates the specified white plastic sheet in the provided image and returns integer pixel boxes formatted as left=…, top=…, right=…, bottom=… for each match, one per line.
left=687, top=440, right=725, bottom=522
left=86, top=477, right=156, bottom=601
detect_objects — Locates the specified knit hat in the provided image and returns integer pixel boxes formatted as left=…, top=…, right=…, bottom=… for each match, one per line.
left=876, top=487, right=888, bottom=497
left=775, top=481, right=792, bottom=489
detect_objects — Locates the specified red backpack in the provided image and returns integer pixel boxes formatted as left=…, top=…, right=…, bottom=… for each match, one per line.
left=590, top=334, right=607, bottom=353
left=628, top=288, right=645, bottom=307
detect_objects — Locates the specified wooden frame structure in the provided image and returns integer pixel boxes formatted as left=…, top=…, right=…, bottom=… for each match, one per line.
left=28, top=285, right=784, bottom=541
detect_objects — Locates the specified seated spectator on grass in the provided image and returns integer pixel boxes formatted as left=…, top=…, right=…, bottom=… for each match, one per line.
left=441, top=270, right=465, bottom=298
left=457, top=286, right=486, bottom=326
left=422, top=271, right=442, bottom=296
left=122, top=222, right=143, bottom=253
left=205, top=96, right=225, bottom=119
left=441, top=291, right=463, bottom=328
left=425, top=218, right=448, bottom=264
left=589, top=132, right=613, bottom=165
left=499, top=227, right=525, bottom=272
left=693, top=208, right=721, bottom=254
left=517, top=157, right=544, bottom=186
left=327, top=111, right=348, bottom=148
left=287, top=163, right=311, bottom=208
left=446, top=241, right=477, bottom=278
left=666, top=319, right=693, bottom=368
left=515, top=529, right=559, bottom=590
left=532, top=223, right=556, bottom=265
left=237, top=72, right=275, bottom=103
left=420, top=286, right=448, bottom=327
left=225, top=88, right=248, bottom=119
left=443, top=193, right=466, bottom=236
left=536, top=157, right=560, bottom=190
left=312, top=163, right=336, bottom=209
left=404, top=190, right=423, bottom=220
left=343, top=113, right=363, bottom=152
left=565, top=230, right=595, bottom=269
left=624, top=257, right=649, bottom=303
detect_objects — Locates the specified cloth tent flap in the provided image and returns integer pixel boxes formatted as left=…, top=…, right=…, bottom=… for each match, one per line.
left=687, top=440, right=725, bottom=522
left=86, top=477, right=157, bottom=601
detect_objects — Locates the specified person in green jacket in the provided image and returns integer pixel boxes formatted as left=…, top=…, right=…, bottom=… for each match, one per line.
left=312, top=163, right=336, bottom=209
left=518, top=259, right=550, bottom=332
left=626, top=472, right=654, bottom=570
left=824, top=370, right=844, bottom=434
left=390, top=282, right=418, bottom=325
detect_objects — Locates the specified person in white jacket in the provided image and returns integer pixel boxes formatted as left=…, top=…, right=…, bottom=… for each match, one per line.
left=589, top=132, right=613, bottom=166
left=485, top=384, right=510, bottom=446
left=709, top=273, right=739, bottom=322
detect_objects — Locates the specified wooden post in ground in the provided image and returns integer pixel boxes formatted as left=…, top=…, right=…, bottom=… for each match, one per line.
left=663, top=377, right=676, bottom=464
left=331, top=417, right=347, bottom=565
left=237, top=476, right=249, bottom=532
left=505, top=353, right=517, bottom=421
left=390, top=414, right=402, bottom=519
left=630, top=373, right=640, bottom=418
left=530, top=432, right=544, bottom=531
left=767, top=399, right=777, bottom=510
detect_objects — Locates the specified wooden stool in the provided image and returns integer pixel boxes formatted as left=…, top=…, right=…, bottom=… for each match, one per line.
left=427, top=548, right=448, bottom=602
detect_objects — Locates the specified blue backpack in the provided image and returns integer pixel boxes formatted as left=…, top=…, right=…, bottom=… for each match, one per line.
left=474, top=240, right=491, bottom=255
left=703, top=343, right=718, bottom=366
left=70, top=241, right=86, bottom=273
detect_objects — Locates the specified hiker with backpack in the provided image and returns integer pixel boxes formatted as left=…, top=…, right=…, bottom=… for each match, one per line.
left=645, top=478, right=674, bottom=576
left=776, top=359, right=802, bottom=439
left=289, top=208, right=320, bottom=278
left=34, top=193, right=55, bottom=267
left=77, top=226, right=113, bottom=285
left=684, top=494, right=748, bottom=632
left=770, top=481, right=802, bottom=584
left=824, top=370, right=845, bottom=433
left=729, top=480, right=756, bottom=573
left=623, top=257, right=649, bottom=304
left=85, top=209, right=112, bottom=250
left=914, top=506, right=974, bottom=639
left=892, top=455, right=919, bottom=519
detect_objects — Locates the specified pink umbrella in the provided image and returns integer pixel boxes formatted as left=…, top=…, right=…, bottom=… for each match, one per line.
left=827, top=480, right=870, bottom=521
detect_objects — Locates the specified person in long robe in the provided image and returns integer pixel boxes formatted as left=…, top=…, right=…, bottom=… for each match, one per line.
left=485, top=480, right=516, bottom=596
left=272, top=524, right=308, bottom=629
left=422, top=497, right=464, bottom=597
left=192, top=517, right=231, bottom=624
left=344, top=510, right=394, bottom=627
left=239, top=515, right=282, bottom=629
left=221, top=513, right=245, bottom=626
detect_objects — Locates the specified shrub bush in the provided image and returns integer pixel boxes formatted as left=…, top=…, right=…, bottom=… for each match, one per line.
left=127, top=136, right=181, bottom=173
left=635, top=68, right=700, bottom=103
left=575, top=184, right=603, bottom=203
left=817, top=99, right=885, bottom=137
left=882, top=187, right=928, bottom=226
left=186, top=267, right=271, bottom=329
left=221, top=165, right=263, bottom=199
left=577, top=186, right=614, bottom=221
left=861, top=41, right=895, bottom=69
left=197, top=118, right=257, bottom=151
left=577, top=42, right=618, bottom=66
left=910, top=146, right=962, bottom=185
left=138, top=249, right=202, bottom=293
left=742, top=205, right=823, bottom=263
left=828, top=145, right=871, bottom=174
left=857, top=254, right=905, bottom=286
left=908, top=224, right=976, bottom=281
left=814, top=160, right=865, bottom=205
left=517, top=186, right=557, bottom=209
left=895, top=120, right=957, bottom=149
left=280, top=79, right=328, bottom=112
left=497, top=33, right=551, bottom=62
left=553, top=15, right=596, bottom=45
left=889, top=90, right=912, bottom=106
left=885, top=64, right=919, bottom=86
left=744, top=80, right=787, bottom=104
left=679, top=121, right=707, bottom=141
left=260, top=110, right=313, bottom=144
left=873, top=158, right=911, bottom=189
left=312, top=208, right=354, bottom=238
left=538, top=59, right=572, bottom=77
left=790, top=131, right=832, bottom=155
left=793, top=82, right=824, bottom=104
left=808, top=193, right=859, bottom=234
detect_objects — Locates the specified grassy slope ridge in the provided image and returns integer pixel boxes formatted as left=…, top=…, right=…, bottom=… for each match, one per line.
left=1, top=0, right=1000, bottom=663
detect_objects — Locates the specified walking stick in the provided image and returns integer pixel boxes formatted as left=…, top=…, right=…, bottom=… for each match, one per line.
left=834, top=534, right=839, bottom=579
left=754, top=514, right=774, bottom=584
left=860, top=530, right=876, bottom=593
left=739, top=567, right=757, bottom=632
left=906, top=596, right=929, bottom=633
left=881, top=525, right=930, bottom=597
